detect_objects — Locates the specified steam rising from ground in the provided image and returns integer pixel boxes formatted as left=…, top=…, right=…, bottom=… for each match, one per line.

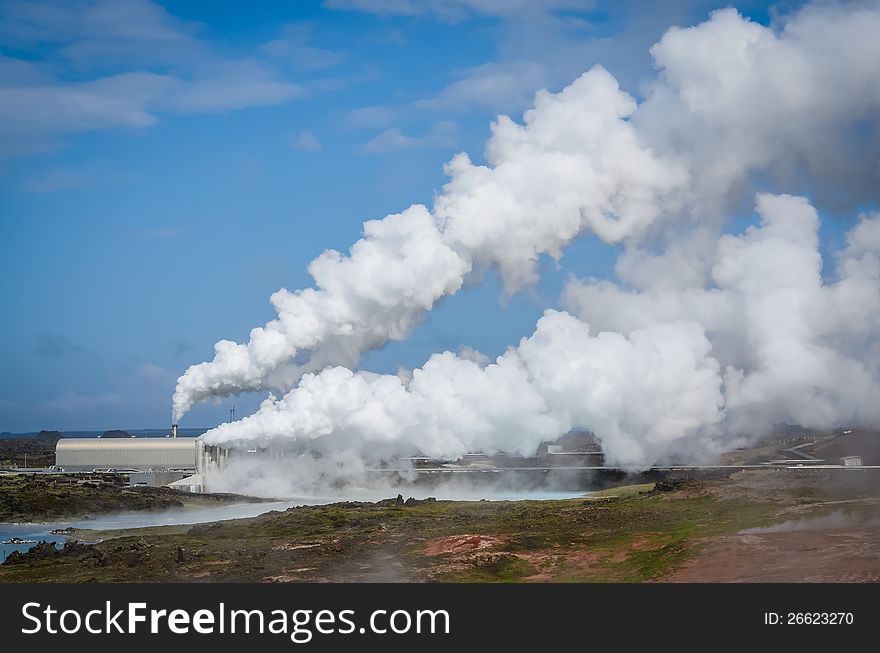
left=177, top=4, right=880, bottom=469
left=741, top=510, right=880, bottom=534
left=206, top=455, right=595, bottom=501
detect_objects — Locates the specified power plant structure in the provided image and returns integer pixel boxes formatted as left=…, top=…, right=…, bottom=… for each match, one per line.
left=53, top=424, right=228, bottom=493
left=46, top=423, right=877, bottom=496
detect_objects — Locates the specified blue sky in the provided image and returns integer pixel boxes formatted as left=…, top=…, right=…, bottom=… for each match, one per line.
left=0, top=0, right=805, bottom=432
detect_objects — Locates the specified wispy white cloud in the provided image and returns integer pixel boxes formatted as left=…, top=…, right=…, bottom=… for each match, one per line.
left=365, top=27, right=407, bottom=46
left=40, top=390, right=126, bottom=413
left=362, top=120, right=456, bottom=153
left=138, top=362, right=171, bottom=381
left=292, top=129, right=323, bottom=151
left=161, top=60, right=306, bottom=113
left=362, top=127, right=418, bottom=153
left=262, top=22, right=347, bottom=71
left=0, top=0, right=193, bottom=44
left=0, top=70, right=169, bottom=155
left=307, top=66, right=379, bottom=93
left=343, top=104, right=398, bottom=130
left=323, top=0, right=596, bottom=22
left=415, top=60, right=548, bottom=113
left=337, top=0, right=718, bottom=122
left=0, top=0, right=311, bottom=157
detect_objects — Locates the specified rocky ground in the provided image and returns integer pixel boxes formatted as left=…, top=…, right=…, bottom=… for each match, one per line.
left=0, top=473, right=266, bottom=522
left=2, top=469, right=878, bottom=583
left=0, top=432, right=61, bottom=468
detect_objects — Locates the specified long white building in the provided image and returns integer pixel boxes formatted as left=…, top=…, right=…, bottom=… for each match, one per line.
left=55, top=437, right=227, bottom=474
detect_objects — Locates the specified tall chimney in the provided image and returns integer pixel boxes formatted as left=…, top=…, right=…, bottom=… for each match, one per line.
left=171, top=423, right=178, bottom=438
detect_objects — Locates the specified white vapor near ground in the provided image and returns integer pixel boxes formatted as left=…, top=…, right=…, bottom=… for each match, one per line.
left=179, top=3, right=880, bottom=469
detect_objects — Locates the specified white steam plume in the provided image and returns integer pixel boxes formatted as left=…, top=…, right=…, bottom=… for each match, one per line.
left=202, top=194, right=880, bottom=467
left=173, top=205, right=470, bottom=419
left=566, top=194, right=880, bottom=452
left=181, top=4, right=880, bottom=468
left=173, top=65, right=683, bottom=421
left=202, top=308, right=724, bottom=467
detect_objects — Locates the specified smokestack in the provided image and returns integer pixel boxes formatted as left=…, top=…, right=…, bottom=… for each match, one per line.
left=171, top=423, right=178, bottom=439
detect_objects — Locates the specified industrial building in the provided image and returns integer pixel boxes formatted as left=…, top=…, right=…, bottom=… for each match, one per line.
left=54, top=426, right=227, bottom=492
left=57, top=438, right=195, bottom=472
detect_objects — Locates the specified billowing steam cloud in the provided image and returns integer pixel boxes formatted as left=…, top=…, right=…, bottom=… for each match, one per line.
left=172, top=204, right=470, bottom=418
left=200, top=194, right=880, bottom=466
left=172, top=65, right=681, bottom=421
left=179, top=4, right=880, bottom=468
left=566, top=194, right=880, bottom=443
left=203, top=310, right=725, bottom=466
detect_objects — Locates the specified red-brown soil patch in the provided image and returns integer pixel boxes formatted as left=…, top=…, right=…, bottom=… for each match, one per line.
left=661, top=527, right=880, bottom=582
left=423, top=534, right=503, bottom=556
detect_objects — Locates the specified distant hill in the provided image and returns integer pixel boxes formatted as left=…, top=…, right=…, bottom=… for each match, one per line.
left=0, top=428, right=209, bottom=440
left=35, top=430, right=63, bottom=442
left=100, top=430, right=132, bottom=438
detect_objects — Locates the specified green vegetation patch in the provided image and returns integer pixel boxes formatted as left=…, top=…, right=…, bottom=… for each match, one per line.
left=0, top=474, right=264, bottom=522
left=438, top=555, right=538, bottom=583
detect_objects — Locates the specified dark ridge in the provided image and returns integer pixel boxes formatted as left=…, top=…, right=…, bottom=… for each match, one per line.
left=100, top=430, right=132, bottom=438
left=35, top=430, right=63, bottom=442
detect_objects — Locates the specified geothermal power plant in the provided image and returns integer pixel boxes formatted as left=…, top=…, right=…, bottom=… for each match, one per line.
left=53, top=425, right=228, bottom=493
left=45, top=423, right=878, bottom=497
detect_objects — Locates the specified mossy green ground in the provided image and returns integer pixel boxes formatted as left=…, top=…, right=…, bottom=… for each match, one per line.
left=0, top=473, right=265, bottom=522
left=2, top=471, right=875, bottom=583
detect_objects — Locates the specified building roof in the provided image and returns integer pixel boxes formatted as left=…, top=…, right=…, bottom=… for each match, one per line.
left=56, top=438, right=199, bottom=452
